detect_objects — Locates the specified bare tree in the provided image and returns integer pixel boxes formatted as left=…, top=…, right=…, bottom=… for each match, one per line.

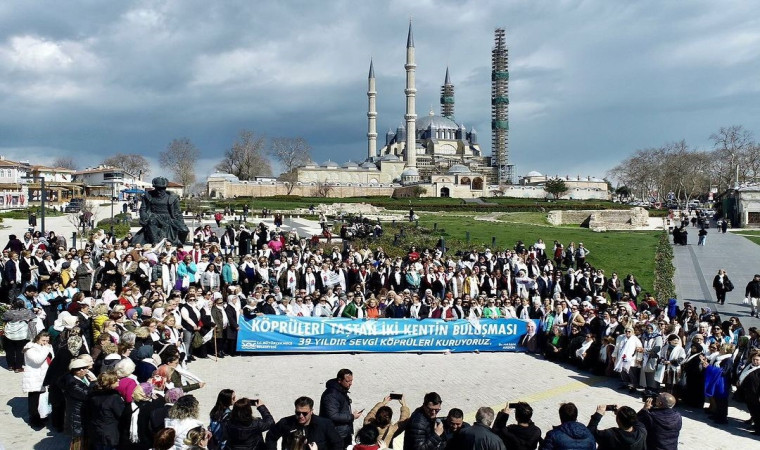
left=271, top=137, right=312, bottom=174
left=279, top=170, right=298, bottom=195
left=101, top=153, right=151, bottom=179
left=67, top=200, right=99, bottom=245
left=311, top=181, right=333, bottom=197
left=215, top=130, right=272, bottom=180
left=52, top=157, right=78, bottom=170
left=160, top=138, right=200, bottom=189
left=709, top=125, right=755, bottom=190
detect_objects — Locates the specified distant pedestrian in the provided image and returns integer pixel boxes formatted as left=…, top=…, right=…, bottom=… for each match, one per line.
left=745, top=274, right=760, bottom=318
left=712, top=269, right=733, bottom=306
left=721, top=220, right=728, bottom=234
left=698, top=228, right=707, bottom=246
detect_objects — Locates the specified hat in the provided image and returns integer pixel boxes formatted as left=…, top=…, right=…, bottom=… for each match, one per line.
left=60, top=313, right=79, bottom=330
left=69, top=357, right=90, bottom=370
left=140, top=306, right=152, bottom=317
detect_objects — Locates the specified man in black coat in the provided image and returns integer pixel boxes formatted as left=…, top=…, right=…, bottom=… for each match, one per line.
left=319, top=368, right=362, bottom=448
left=586, top=405, right=647, bottom=450
left=403, top=392, right=445, bottom=450
left=636, top=393, right=681, bottom=450
left=449, top=407, right=505, bottom=450
left=266, top=396, right=343, bottom=450
left=492, top=402, right=543, bottom=450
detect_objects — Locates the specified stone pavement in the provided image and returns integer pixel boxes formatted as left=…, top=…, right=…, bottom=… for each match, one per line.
left=0, top=350, right=755, bottom=449
left=672, top=226, right=760, bottom=330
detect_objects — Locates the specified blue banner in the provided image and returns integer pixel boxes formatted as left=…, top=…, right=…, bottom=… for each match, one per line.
left=237, top=315, right=538, bottom=353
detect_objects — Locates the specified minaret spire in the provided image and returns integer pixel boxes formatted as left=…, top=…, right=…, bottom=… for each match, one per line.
left=404, top=20, right=417, bottom=168
left=441, top=66, right=455, bottom=119
left=367, top=58, right=377, bottom=160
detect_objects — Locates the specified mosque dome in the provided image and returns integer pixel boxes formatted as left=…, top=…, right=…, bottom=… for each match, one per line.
left=526, top=171, right=543, bottom=177
left=447, top=164, right=471, bottom=175
left=379, top=154, right=400, bottom=162
left=360, top=161, right=378, bottom=169
left=401, top=167, right=419, bottom=177
left=342, top=161, right=359, bottom=168
left=322, top=160, right=339, bottom=168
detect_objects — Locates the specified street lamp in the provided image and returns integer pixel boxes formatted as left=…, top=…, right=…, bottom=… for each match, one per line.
left=21, top=175, right=46, bottom=235
left=108, top=180, right=118, bottom=235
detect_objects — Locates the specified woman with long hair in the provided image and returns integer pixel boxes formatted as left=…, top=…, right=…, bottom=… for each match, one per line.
left=84, top=370, right=126, bottom=449
left=208, top=389, right=235, bottom=449
left=165, top=395, right=203, bottom=449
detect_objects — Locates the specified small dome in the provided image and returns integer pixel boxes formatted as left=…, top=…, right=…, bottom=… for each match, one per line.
left=526, top=171, right=543, bottom=177
left=342, top=161, right=359, bottom=168
left=379, top=154, right=400, bottom=162
left=401, top=167, right=419, bottom=177
left=360, top=161, right=378, bottom=169
left=207, top=172, right=239, bottom=182
left=322, top=160, right=339, bottom=168
left=447, top=164, right=471, bottom=174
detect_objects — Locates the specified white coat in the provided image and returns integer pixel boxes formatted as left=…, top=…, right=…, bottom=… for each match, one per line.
left=22, top=342, right=53, bottom=393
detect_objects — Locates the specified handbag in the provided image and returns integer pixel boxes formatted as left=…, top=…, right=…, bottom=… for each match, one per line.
left=725, top=278, right=734, bottom=292
left=38, top=390, right=51, bottom=419
left=744, top=297, right=750, bottom=305
left=3, top=320, right=30, bottom=340
left=191, top=331, right=204, bottom=349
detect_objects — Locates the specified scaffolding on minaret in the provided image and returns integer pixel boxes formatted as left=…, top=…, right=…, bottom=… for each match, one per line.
left=491, top=28, right=513, bottom=184
left=440, top=67, right=454, bottom=119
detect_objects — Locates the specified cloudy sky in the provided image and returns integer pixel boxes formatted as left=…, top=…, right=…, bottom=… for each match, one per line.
left=1, top=0, right=759, bottom=182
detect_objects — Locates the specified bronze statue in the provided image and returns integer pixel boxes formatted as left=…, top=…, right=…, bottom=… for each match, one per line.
left=131, top=177, right=189, bottom=245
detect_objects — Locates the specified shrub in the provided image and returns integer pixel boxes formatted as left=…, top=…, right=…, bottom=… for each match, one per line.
left=653, top=231, right=676, bottom=305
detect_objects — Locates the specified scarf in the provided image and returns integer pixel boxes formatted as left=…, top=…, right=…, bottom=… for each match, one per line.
left=738, top=364, right=760, bottom=386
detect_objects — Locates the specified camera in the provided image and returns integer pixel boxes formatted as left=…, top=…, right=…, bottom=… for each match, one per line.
left=508, top=403, right=519, bottom=409
left=605, top=405, right=617, bottom=412
left=642, top=393, right=657, bottom=403
left=389, top=393, right=403, bottom=400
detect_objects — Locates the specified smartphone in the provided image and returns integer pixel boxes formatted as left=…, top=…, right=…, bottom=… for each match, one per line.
left=252, top=399, right=260, bottom=406
left=605, top=405, right=617, bottom=412
left=390, top=393, right=403, bottom=400
left=435, top=418, right=443, bottom=425
left=508, top=403, right=519, bottom=409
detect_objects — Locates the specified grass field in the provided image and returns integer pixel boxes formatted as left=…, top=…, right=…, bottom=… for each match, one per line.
left=353, top=212, right=660, bottom=293
left=731, top=230, right=760, bottom=246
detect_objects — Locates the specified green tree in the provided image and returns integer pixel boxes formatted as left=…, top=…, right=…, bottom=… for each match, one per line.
left=544, top=178, right=568, bottom=199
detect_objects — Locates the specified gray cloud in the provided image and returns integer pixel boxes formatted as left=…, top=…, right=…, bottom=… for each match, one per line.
left=1, top=0, right=759, bottom=181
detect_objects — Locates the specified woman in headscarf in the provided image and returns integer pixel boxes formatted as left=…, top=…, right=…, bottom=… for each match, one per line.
left=704, top=343, right=734, bottom=424
left=658, top=334, right=686, bottom=395
left=640, top=322, right=664, bottom=393
left=614, top=327, right=643, bottom=393
left=735, top=351, right=760, bottom=435
left=681, top=342, right=706, bottom=407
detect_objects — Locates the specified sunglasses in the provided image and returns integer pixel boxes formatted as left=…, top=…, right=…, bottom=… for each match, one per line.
left=295, top=411, right=310, bottom=417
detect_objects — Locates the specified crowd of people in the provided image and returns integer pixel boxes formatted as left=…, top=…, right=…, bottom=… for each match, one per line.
left=0, top=209, right=759, bottom=449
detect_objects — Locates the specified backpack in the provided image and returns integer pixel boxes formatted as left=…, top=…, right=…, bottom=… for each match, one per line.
left=4, top=320, right=30, bottom=340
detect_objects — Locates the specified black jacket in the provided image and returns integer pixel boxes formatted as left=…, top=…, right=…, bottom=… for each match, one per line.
left=745, top=280, right=760, bottom=298
left=84, top=388, right=126, bottom=446
left=636, top=408, right=681, bottom=450
left=586, top=413, right=646, bottom=450
left=492, top=411, right=542, bottom=450
left=60, top=373, right=91, bottom=437
left=319, top=378, right=355, bottom=439
left=265, top=414, right=342, bottom=450
left=403, top=407, right=444, bottom=450
left=450, top=422, right=506, bottom=450
left=223, top=405, right=275, bottom=450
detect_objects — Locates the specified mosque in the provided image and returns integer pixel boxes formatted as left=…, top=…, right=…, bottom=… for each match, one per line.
left=207, top=23, right=609, bottom=200
left=292, top=22, right=497, bottom=198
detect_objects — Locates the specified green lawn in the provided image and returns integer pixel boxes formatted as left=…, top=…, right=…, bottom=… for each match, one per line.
left=354, top=213, right=660, bottom=293
left=0, top=207, right=64, bottom=219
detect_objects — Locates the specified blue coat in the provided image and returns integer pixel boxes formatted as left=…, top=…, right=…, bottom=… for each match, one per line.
left=540, top=421, right=595, bottom=450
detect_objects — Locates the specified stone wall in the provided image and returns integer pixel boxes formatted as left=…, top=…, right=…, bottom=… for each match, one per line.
left=547, top=207, right=650, bottom=230
left=207, top=180, right=395, bottom=199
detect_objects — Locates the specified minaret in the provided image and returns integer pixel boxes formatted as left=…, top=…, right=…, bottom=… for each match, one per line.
left=404, top=21, right=417, bottom=168
left=367, top=59, right=377, bottom=160
left=440, top=67, right=455, bottom=119
left=491, top=28, right=510, bottom=184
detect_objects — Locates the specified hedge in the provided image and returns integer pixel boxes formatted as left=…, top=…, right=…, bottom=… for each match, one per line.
left=653, top=231, right=677, bottom=305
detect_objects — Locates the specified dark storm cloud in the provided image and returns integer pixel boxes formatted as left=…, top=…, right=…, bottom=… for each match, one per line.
left=0, top=0, right=759, bottom=180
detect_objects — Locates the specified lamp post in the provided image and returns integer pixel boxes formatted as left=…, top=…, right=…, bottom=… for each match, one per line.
left=109, top=180, right=117, bottom=235
left=21, top=175, right=46, bottom=235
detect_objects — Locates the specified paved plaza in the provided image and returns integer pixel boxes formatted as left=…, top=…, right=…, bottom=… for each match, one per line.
left=0, top=209, right=758, bottom=448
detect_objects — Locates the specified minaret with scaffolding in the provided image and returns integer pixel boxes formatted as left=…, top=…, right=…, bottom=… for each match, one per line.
left=440, top=67, right=454, bottom=119
left=491, top=28, right=513, bottom=184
